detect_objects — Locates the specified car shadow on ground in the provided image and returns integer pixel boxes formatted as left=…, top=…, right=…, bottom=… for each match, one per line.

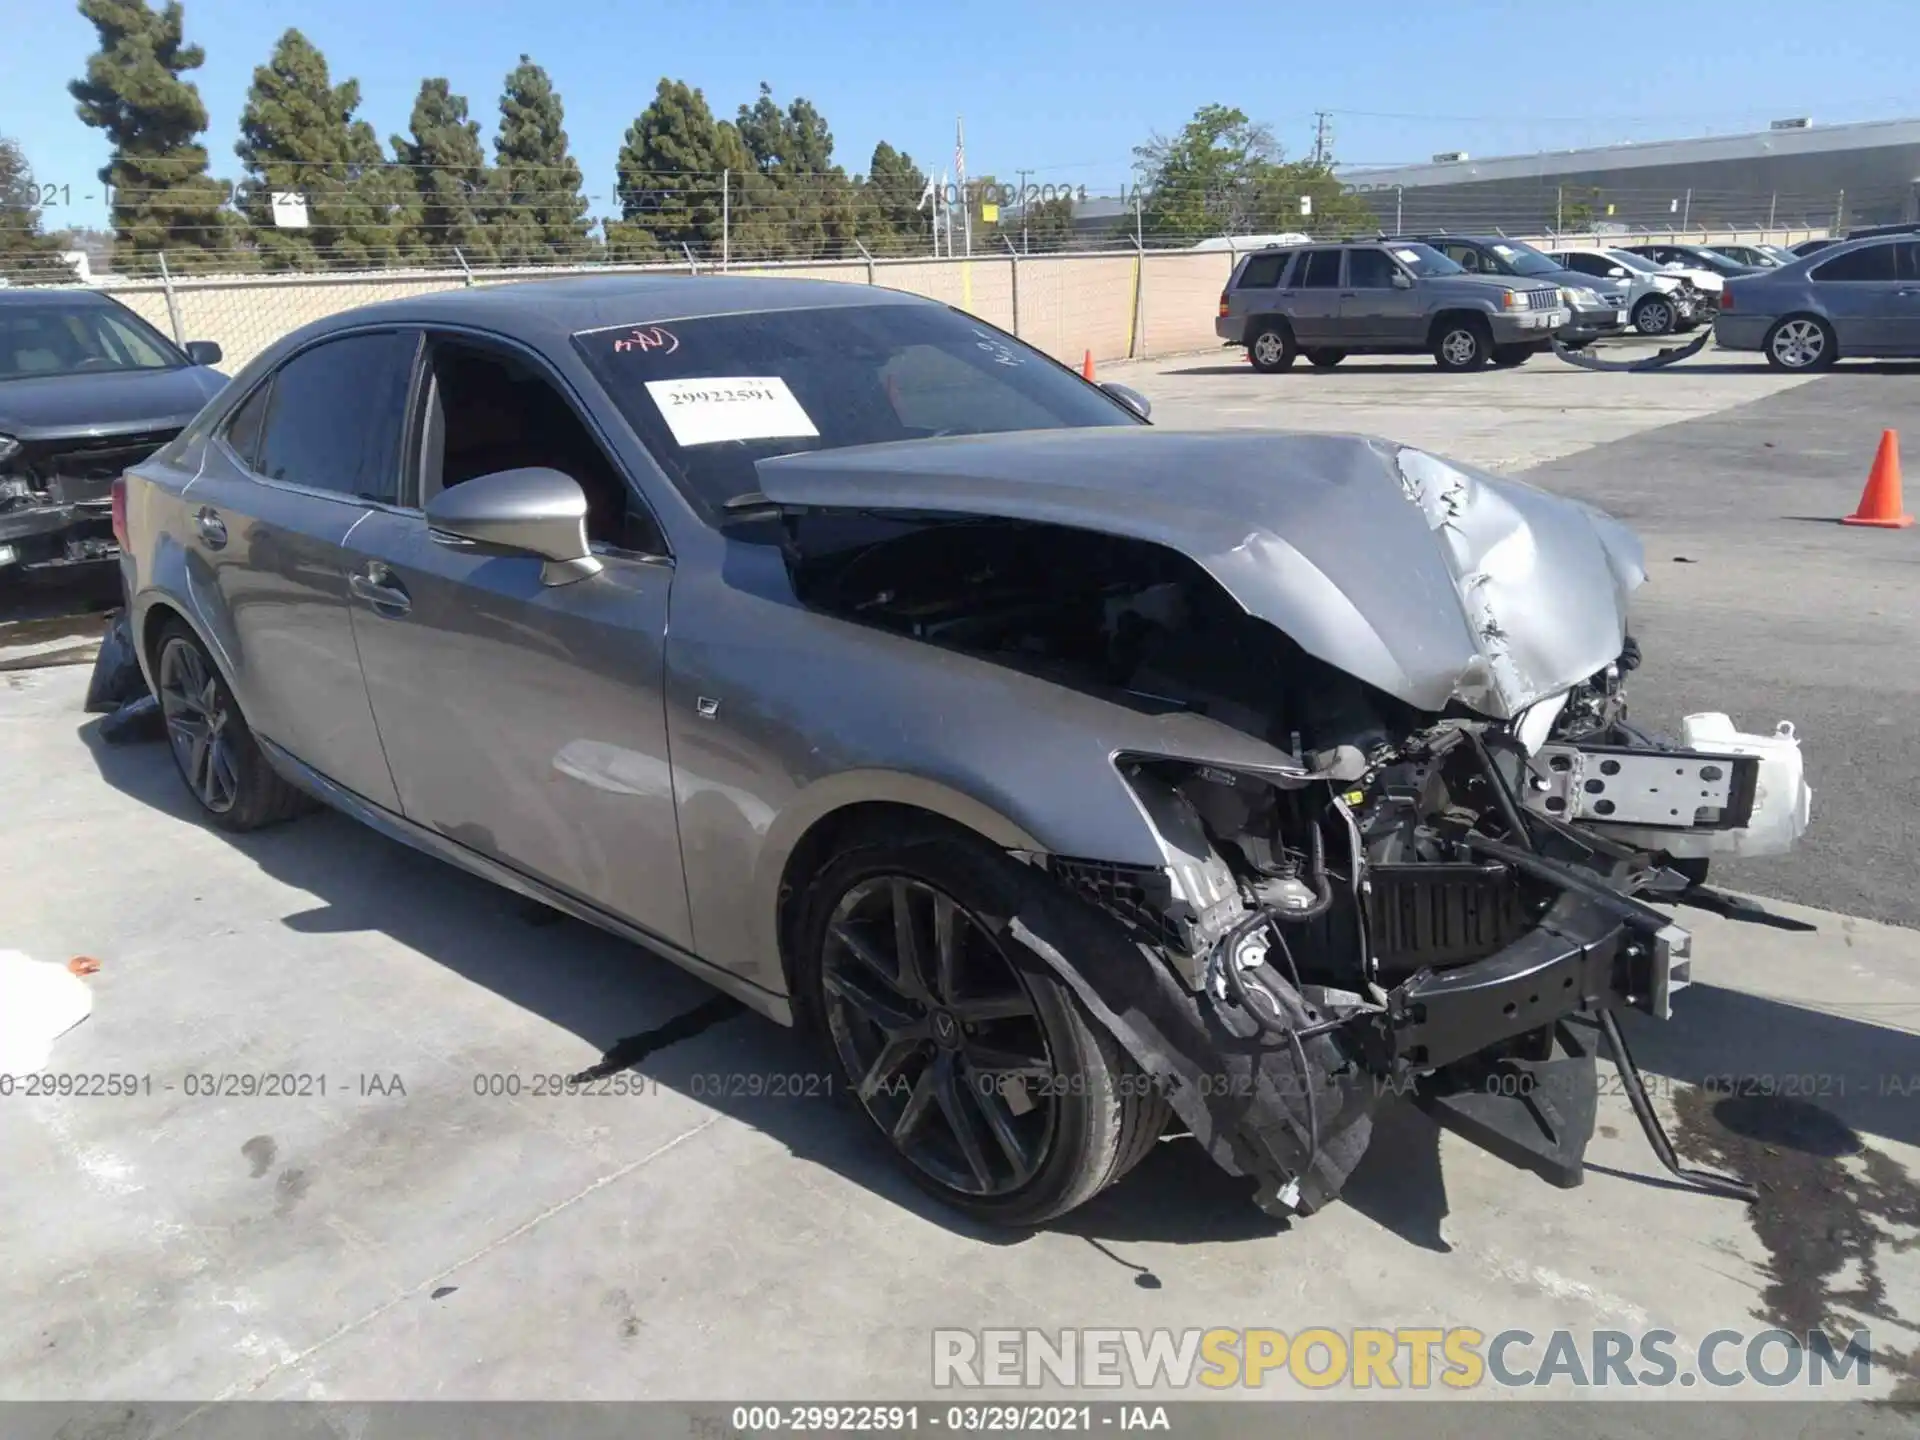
left=79, top=722, right=1920, bottom=1262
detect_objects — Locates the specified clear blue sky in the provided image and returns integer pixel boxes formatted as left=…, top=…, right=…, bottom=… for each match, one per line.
left=6, top=0, right=1918, bottom=230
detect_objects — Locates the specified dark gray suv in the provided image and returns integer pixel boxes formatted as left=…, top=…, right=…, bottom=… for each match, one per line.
left=1216, top=241, right=1569, bottom=372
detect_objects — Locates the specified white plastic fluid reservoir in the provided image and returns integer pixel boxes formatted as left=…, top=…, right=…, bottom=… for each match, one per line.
left=1672, top=712, right=1812, bottom=859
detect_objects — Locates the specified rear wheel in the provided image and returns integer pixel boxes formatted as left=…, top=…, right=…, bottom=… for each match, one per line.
left=1433, top=317, right=1492, bottom=370
left=796, top=822, right=1168, bottom=1225
left=1765, top=315, right=1836, bottom=371
left=1632, top=295, right=1677, bottom=336
left=154, top=621, right=310, bottom=832
left=1303, top=348, right=1345, bottom=369
left=1247, top=321, right=1296, bottom=373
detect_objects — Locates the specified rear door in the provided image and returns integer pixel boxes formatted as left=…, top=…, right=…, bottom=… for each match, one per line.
left=187, top=329, right=417, bottom=809
left=1286, top=248, right=1345, bottom=343
left=1808, top=242, right=1904, bottom=352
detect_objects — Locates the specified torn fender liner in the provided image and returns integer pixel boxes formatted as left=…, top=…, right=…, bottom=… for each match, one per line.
left=1009, top=913, right=1375, bottom=1213
left=85, top=608, right=148, bottom=714
left=1551, top=329, right=1713, bottom=372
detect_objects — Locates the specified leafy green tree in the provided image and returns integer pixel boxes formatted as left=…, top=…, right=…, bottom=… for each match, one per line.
left=492, top=55, right=593, bottom=264
left=864, top=141, right=929, bottom=254
left=68, top=0, right=234, bottom=269
left=235, top=29, right=380, bottom=268
left=1020, top=194, right=1079, bottom=252
left=611, top=79, right=760, bottom=262
left=392, top=78, right=495, bottom=266
left=1, top=136, right=68, bottom=281
left=1132, top=104, right=1278, bottom=242
left=1251, top=162, right=1379, bottom=238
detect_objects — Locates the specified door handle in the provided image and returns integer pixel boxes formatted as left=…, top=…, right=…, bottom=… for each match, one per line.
left=348, top=563, right=411, bottom=615
left=1338, top=291, right=1358, bottom=298
left=194, top=506, right=227, bottom=549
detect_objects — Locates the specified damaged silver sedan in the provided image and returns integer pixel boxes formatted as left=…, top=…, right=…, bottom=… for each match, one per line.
left=119, top=277, right=1812, bottom=1224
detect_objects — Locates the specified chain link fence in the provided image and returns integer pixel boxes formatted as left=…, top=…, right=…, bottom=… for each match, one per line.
left=2, top=213, right=1845, bottom=375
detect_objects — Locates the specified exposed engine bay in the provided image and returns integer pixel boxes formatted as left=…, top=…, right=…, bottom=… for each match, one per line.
left=782, top=507, right=1812, bottom=1216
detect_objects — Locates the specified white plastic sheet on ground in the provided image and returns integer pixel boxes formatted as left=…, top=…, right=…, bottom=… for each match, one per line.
left=0, top=950, right=93, bottom=1073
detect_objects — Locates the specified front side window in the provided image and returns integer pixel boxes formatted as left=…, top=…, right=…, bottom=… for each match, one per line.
left=251, top=331, right=418, bottom=504
left=1811, top=243, right=1898, bottom=283
left=1346, top=249, right=1401, bottom=288
left=0, top=301, right=185, bottom=381
left=574, top=303, right=1140, bottom=519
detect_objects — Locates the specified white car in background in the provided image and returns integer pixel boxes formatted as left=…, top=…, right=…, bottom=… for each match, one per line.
left=1546, top=246, right=1703, bottom=336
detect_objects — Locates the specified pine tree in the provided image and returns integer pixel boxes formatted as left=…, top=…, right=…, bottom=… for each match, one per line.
left=492, top=55, right=592, bottom=265
left=68, top=0, right=233, bottom=270
left=394, top=79, right=495, bottom=265
left=865, top=141, right=929, bottom=255
left=1, top=137, right=68, bottom=282
left=736, top=83, right=855, bottom=259
left=234, top=29, right=372, bottom=269
left=611, top=79, right=753, bottom=263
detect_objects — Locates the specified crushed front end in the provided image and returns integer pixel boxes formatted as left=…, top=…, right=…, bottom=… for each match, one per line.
left=0, top=427, right=178, bottom=578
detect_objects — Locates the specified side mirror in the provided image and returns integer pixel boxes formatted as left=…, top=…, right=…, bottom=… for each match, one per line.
left=424, top=466, right=602, bottom=586
left=1099, top=381, right=1152, bottom=421
left=185, top=340, right=223, bottom=366
left=1607, top=267, right=1628, bottom=278
left=1390, top=271, right=1413, bottom=289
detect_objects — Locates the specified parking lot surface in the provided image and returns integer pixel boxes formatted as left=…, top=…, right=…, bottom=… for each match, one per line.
left=4, top=351, right=1918, bottom=1418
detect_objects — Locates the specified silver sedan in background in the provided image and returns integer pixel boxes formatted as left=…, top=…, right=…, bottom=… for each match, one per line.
left=1715, top=233, right=1920, bottom=369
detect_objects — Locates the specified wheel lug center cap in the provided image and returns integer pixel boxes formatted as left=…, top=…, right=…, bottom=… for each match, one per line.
left=930, top=1009, right=963, bottom=1050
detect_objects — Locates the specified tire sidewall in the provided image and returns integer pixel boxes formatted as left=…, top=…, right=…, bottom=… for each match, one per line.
left=1248, top=323, right=1295, bottom=372
left=153, top=619, right=299, bottom=831
left=1435, top=320, right=1489, bottom=369
left=792, top=829, right=1128, bottom=1224
left=1634, top=297, right=1675, bottom=336
left=1765, top=315, right=1834, bottom=370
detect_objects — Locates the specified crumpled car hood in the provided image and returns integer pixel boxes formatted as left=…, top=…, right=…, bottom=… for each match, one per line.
left=756, top=428, right=1645, bottom=720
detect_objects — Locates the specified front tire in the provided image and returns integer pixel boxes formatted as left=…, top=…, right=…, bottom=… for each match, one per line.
left=154, top=621, right=310, bottom=832
left=1247, top=321, right=1296, bottom=373
left=1632, top=295, right=1677, bottom=336
left=1491, top=344, right=1534, bottom=367
left=795, top=821, right=1168, bottom=1225
left=1765, top=315, right=1837, bottom=371
left=1303, top=348, right=1345, bottom=369
left=1433, top=317, right=1491, bottom=370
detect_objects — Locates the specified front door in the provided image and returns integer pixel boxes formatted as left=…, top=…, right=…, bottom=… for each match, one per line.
left=1343, top=247, right=1423, bottom=345
left=342, top=335, right=693, bottom=949
left=187, top=329, right=418, bottom=810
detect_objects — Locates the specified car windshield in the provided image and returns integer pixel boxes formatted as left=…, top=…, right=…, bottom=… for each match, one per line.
left=1604, top=251, right=1662, bottom=274
left=574, top=302, right=1141, bottom=518
left=0, top=301, right=185, bottom=381
left=1489, top=241, right=1562, bottom=276
left=1388, top=243, right=1463, bottom=276
left=1689, top=248, right=1745, bottom=268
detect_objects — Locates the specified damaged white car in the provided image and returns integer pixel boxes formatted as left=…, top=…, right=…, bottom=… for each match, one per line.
left=120, top=279, right=1811, bottom=1225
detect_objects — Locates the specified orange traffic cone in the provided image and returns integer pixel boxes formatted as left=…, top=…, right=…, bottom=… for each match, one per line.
left=1843, top=430, right=1914, bottom=528
left=1081, top=350, right=1096, bottom=381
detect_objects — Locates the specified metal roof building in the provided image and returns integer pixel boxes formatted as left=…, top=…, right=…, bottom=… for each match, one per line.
left=1340, top=118, right=1920, bottom=234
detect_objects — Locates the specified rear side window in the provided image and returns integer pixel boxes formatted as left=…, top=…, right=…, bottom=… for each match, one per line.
left=1812, top=244, right=1898, bottom=282
left=221, top=381, right=274, bottom=468
left=1236, top=253, right=1288, bottom=289
left=252, top=331, right=419, bottom=503
left=1295, top=250, right=1342, bottom=288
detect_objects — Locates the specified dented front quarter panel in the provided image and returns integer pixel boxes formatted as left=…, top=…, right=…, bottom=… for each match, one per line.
left=755, top=428, right=1646, bottom=720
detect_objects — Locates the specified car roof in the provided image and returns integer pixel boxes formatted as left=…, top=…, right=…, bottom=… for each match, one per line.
left=298, top=274, right=931, bottom=348
left=0, top=287, right=118, bottom=308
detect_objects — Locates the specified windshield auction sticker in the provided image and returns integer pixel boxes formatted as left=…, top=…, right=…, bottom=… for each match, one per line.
left=643, top=376, right=820, bottom=447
